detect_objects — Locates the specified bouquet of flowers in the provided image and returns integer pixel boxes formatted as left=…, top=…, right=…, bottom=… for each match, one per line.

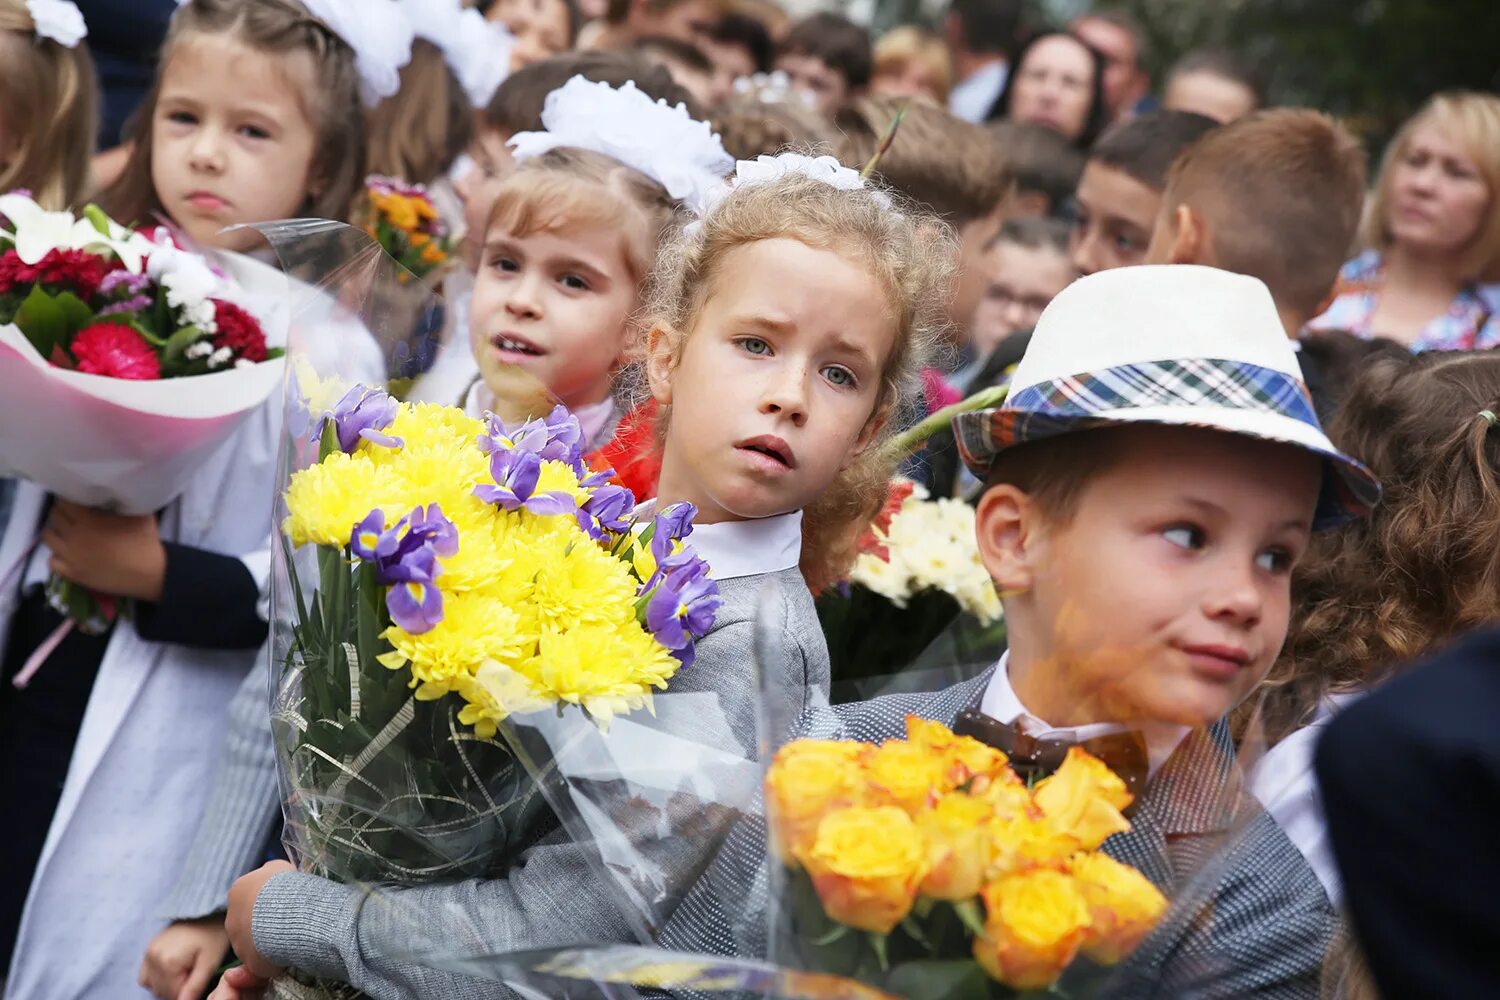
left=765, top=717, right=1167, bottom=996
left=273, top=385, right=719, bottom=994
left=0, top=192, right=284, bottom=631
left=359, top=175, right=454, bottom=282
left=819, top=481, right=1004, bottom=701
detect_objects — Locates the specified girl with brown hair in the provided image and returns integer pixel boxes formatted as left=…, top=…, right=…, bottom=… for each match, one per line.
left=0, top=0, right=97, bottom=209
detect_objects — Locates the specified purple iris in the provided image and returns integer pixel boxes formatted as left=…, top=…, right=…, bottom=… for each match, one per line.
left=650, top=502, right=698, bottom=564
left=644, top=554, right=722, bottom=668
left=347, top=505, right=458, bottom=634
left=325, top=385, right=402, bottom=453
left=405, top=503, right=459, bottom=558
left=349, top=509, right=402, bottom=562
left=575, top=483, right=635, bottom=542
left=477, top=405, right=585, bottom=467
left=386, top=573, right=444, bottom=634
left=473, top=448, right=577, bottom=516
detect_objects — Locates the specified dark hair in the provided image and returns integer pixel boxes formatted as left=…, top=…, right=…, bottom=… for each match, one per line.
left=710, top=11, right=773, bottom=73
left=986, top=213, right=1071, bottom=255
left=480, top=51, right=699, bottom=135
left=1089, top=108, right=1218, bottom=190
left=1297, top=330, right=1410, bottom=426
left=1258, top=350, right=1500, bottom=746
left=711, top=94, right=836, bottom=160
left=100, top=0, right=365, bottom=227
left=834, top=97, right=1012, bottom=225
left=986, top=30, right=1108, bottom=149
left=779, top=12, right=872, bottom=90
left=1072, top=7, right=1149, bottom=70
left=986, top=119, right=1084, bottom=216
left=947, top=0, right=1024, bottom=58
left=631, top=34, right=713, bottom=75
left=1167, top=47, right=1265, bottom=108
left=365, top=40, right=472, bottom=184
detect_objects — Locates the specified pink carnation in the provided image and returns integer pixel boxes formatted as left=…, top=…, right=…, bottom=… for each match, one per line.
left=70, top=323, right=161, bottom=380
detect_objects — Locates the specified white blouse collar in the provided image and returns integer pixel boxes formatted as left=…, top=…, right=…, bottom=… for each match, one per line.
left=637, top=501, right=803, bottom=581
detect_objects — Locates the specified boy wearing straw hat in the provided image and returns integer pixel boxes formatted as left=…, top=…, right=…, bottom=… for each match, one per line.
left=665, top=263, right=1378, bottom=995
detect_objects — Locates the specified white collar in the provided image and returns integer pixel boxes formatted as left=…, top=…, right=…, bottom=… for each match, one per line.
left=636, top=501, right=803, bottom=581
left=980, top=652, right=1189, bottom=779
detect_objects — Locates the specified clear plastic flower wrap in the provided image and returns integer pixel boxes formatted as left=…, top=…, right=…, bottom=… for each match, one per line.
left=260, top=220, right=720, bottom=999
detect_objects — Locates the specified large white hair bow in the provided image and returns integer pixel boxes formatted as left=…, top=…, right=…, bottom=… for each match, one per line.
left=26, top=0, right=86, bottom=47
left=508, top=76, right=733, bottom=217
left=397, top=0, right=513, bottom=108
left=174, top=0, right=413, bottom=106
left=696, top=153, right=894, bottom=221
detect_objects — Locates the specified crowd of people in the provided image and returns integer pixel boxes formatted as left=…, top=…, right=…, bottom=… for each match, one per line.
left=0, top=0, right=1498, bottom=997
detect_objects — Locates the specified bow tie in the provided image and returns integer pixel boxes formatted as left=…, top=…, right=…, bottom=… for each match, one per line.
left=952, top=708, right=1150, bottom=799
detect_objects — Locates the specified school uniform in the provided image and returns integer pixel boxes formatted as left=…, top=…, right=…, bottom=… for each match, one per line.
left=0, top=401, right=277, bottom=1000
left=661, top=662, right=1337, bottom=998
left=232, top=513, right=827, bottom=999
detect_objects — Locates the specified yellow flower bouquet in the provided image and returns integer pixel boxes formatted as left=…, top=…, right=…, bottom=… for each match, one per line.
left=359, top=175, right=454, bottom=282
left=273, top=383, right=720, bottom=895
left=765, top=717, right=1167, bottom=996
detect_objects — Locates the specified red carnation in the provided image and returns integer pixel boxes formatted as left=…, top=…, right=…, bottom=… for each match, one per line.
left=210, top=299, right=268, bottom=363
left=0, top=248, right=113, bottom=299
left=70, top=323, right=161, bottom=380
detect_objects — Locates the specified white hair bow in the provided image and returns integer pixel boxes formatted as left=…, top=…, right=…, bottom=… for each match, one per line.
left=173, top=0, right=413, bottom=106
left=26, top=0, right=86, bottom=47
left=508, top=76, right=733, bottom=217
left=697, top=153, right=895, bottom=219
left=397, top=0, right=513, bottom=108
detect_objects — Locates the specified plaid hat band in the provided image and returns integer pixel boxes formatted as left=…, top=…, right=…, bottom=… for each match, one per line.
left=1006, top=358, right=1319, bottom=430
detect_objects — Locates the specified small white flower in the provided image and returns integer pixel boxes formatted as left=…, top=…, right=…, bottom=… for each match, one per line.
left=698, top=152, right=895, bottom=222
left=26, top=0, right=86, bottom=48
left=234, top=358, right=255, bottom=369
left=185, top=341, right=214, bottom=360
left=207, top=346, right=232, bottom=368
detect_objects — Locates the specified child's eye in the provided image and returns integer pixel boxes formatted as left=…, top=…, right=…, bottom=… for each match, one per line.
left=1162, top=524, right=1205, bottom=551
left=489, top=256, right=519, bottom=273
left=736, top=336, right=771, bottom=356
left=821, top=365, right=856, bottom=388
left=1256, top=547, right=1294, bottom=574
left=239, top=124, right=271, bottom=140
left=166, top=110, right=197, bottom=126
left=559, top=273, right=590, bottom=291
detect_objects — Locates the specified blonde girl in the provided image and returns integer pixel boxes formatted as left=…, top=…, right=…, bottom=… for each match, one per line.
left=0, top=0, right=97, bottom=209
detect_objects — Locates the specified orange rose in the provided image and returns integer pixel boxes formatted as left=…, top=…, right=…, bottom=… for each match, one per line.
left=803, top=806, right=929, bottom=934
left=905, top=715, right=1011, bottom=789
left=764, top=740, right=868, bottom=862
left=865, top=739, right=948, bottom=815
left=988, top=813, right=1079, bottom=876
left=973, top=869, right=1091, bottom=989
left=1033, top=747, right=1133, bottom=850
left=1069, top=852, right=1168, bottom=964
left=916, top=792, right=994, bottom=901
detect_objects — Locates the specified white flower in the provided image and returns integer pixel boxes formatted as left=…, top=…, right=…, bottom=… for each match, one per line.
left=207, top=346, right=232, bottom=368
left=0, top=193, right=151, bottom=270
left=697, top=152, right=895, bottom=222
left=146, top=240, right=225, bottom=330
left=398, top=0, right=512, bottom=107
left=26, top=0, right=86, bottom=48
left=508, top=76, right=733, bottom=217
left=185, top=341, right=214, bottom=360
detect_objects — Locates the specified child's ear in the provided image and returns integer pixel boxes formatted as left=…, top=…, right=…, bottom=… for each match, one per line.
left=1164, top=204, right=1208, bottom=265
left=645, top=323, right=678, bottom=405
left=842, top=403, right=891, bottom=470
left=974, top=483, right=1044, bottom=594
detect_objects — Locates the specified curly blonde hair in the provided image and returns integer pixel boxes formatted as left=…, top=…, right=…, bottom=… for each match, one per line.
left=643, top=173, right=955, bottom=591
left=1259, top=349, right=1500, bottom=746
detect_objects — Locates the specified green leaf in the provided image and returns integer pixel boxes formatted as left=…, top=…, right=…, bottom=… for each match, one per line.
left=82, top=203, right=113, bottom=237
left=953, top=898, right=988, bottom=938
left=15, top=285, right=72, bottom=358
left=54, top=290, right=94, bottom=331
left=883, top=959, right=993, bottom=999
left=162, top=324, right=204, bottom=365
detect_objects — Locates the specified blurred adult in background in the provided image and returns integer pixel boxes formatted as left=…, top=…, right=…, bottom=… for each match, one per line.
left=584, top=0, right=722, bottom=52
left=700, top=11, right=772, bottom=102
left=943, top=0, right=1021, bottom=123
left=1308, top=91, right=1500, bottom=350
left=1162, top=48, right=1262, bottom=123
left=1069, top=7, right=1150, bottom=124
left=869, top=25, right=953, bottom=106
left=486, top=0, right=581, bottom=67
left=775, top=12, right=871, bottom=117
left=986, top=30, right=1107, bottom=149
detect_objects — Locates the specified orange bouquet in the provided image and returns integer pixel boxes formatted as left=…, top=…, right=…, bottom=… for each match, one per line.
left=361, top=175, right=453, bottom=282
left=765, top=717, right=1167, bottom=995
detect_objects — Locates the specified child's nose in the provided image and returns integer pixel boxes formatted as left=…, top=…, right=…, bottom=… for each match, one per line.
left=759, top=365, right=809, bottom=426
left=1204, top=563, right=1263, bottom=626
left=504, top=273, right=543, bottom=318
left=188, top=129, right=226, bottom=173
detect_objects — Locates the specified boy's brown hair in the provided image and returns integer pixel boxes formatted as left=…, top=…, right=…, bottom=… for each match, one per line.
left=480, top=51, right=698, bottom=136
left=834, top=97, right=1013, bottom=225
left=779, top=12, right=872, bottom=90
left=1089, top=109, right=1218, bottom=192
left=710, top=94, right=836, bottom=161
left=986, top=120, right=1084, bottom=218
left=1159, top=108, right=1367, bottom=322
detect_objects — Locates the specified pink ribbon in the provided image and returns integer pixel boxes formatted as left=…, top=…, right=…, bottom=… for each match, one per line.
left=12, top=618, right=72, bottom=689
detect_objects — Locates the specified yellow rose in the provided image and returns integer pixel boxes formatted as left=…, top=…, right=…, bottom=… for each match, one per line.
left=803, top=806, right=928, bottom=934
left=973, top=869, right=1091, bottom=990
left=988, top=814, right=1078, bottom=876
left=764, top=740, right=868, bottom=862
left=903, top=716, right=1011, bottom=789
left=865, top=739, right=948, bottom=814
left=1033, top=747, right=1133, bottom=850
left=975, top=773, right=1036, bottom=822
left=1069, top=852, right=1168, bottom=964
left=916, top=793, right=993, bottom=901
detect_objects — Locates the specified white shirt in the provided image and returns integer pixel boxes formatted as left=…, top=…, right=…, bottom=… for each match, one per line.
left=980, top=652, right=1189, bottom=779
left=948, top=59, right=1009, bottom=124
left=635, top=501, right=803, bottom=581
left=1247, top=691, right=1363, bottom=905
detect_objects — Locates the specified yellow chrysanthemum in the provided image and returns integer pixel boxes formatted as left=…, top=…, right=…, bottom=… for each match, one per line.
left=455, top=659, right=553, bottom=739
left=381, top=590, right=533, bottom=698
left=528, top=526, right=640, bottom=632
left=374, top=402, right=486, bottom=456
left=283, top=453, right=401, bottom=548
left=430, top=498, right=518, bottom=592
left=383, top=437, right=492, bottom=516
left=517, top=620, right=679, bottom=726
